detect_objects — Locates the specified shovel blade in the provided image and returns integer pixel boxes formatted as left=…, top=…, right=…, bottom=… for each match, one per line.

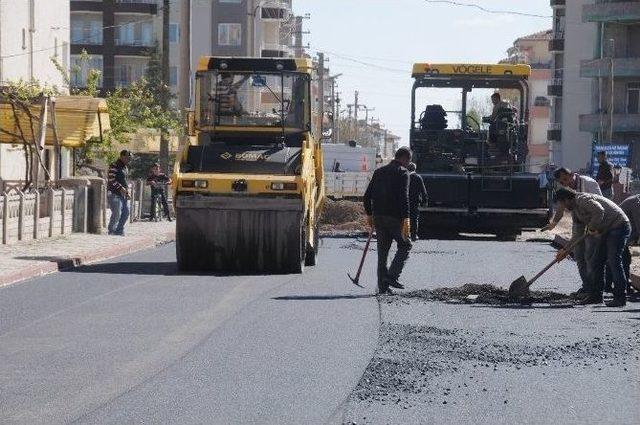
left=508, top=276, right=530, bottom=298
left=347, top=273, right=365, bottom=288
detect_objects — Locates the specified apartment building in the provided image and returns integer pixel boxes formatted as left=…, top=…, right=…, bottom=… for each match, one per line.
left=548, top=0, right=596, bottom=171
left=579, top=0, right=640, bottom=169
left=0, top=0, right=71, bottom=181
left=504, top=30, right=553, bottom=172
left=70, top=0, right=159, bottom=91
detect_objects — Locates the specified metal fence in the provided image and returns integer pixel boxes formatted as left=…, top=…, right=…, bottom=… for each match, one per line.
left=1, top=187, right=85, bottom=244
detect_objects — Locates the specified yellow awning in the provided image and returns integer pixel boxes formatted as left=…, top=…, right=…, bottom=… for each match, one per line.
left=0, top=96, right=110, bottom=148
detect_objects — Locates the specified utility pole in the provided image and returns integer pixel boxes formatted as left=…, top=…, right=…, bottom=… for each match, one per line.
left=609, top=38, right=615, bottom=143
left=334, top=91, right=341, bottom=143
left=179, top=0, right=191, bottom=110
left=354, top=90, right=359, bottom=141
left=160, top=0, right=171, bottom=174
left=318, top=53, right=325, bottom=136
left=364, top=107, right=375, bottom=126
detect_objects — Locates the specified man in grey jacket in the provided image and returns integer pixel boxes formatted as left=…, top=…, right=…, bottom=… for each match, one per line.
left=555, top=188, right=631, bottom=306
left=544, top=167, right=602, bottom=297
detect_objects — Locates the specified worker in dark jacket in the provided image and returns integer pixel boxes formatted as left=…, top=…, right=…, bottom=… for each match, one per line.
left=107, top=150, right=132, bottom=236
left=147, top=163, right=172, bottom=221
left=596, top=151, right=614, bottom=199
left=407, top=162, right=428, bottom=241
left=364, top=147, right=412, bottom=295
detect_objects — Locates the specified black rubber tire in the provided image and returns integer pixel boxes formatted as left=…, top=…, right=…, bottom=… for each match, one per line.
left=305, top=221, right=319, bottom=267
left=290, top=221, right=305, bottom=273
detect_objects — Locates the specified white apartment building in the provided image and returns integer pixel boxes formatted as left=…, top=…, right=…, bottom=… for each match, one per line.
left=0, top=0, right=71, bottom=182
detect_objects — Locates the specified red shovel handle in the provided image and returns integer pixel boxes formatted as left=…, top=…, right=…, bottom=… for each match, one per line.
left=352, top=231, right=373, bottom=283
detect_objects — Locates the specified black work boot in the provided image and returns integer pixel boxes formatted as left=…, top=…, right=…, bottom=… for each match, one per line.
left=577, top=293, right=603, bottom=305
left=605, top=297, right=626, bottom=307
left=384, top=277, right=405, bottom=290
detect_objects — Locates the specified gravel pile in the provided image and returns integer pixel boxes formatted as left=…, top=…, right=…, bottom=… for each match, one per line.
left=320, top=199, right=368, bottom=235
left=393, top=283, right=574, bottom=306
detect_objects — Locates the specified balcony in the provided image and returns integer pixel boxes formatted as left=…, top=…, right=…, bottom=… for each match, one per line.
left=580, top=57, right=640, bottom=78
left=550, top=0, right=566, bottom=6
left=548, top=35, right=564, bottom=53
left=547, top=123, right=562, bottom=141
left=261, top=5, right=291, bottom=20
left=261, top=42, right=292, bottom=58
left=115, top=0, right=158, bottom=14
left=547, top=79, right=563, bottom=97
left=580, top=113, right=640, bottom=132
left=583, top=1, right=640, bottom=22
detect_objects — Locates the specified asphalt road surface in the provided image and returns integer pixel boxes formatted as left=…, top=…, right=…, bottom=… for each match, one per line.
left=1, top=237, right=639, bottom=424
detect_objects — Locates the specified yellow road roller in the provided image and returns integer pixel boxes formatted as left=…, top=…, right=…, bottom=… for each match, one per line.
left=173, top=57, right=325, bottom=273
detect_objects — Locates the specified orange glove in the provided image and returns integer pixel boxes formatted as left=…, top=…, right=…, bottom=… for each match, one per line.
left=402, top=218, right=410, bottom=240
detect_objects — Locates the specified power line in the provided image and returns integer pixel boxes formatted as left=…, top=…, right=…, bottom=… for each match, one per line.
left=423, top=0, right=552, bottom=19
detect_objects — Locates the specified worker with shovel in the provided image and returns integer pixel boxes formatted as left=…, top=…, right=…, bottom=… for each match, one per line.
left=543, top=167, right=602, bottom=298
left=554, top=188, right=630, bottom=307
left=363, top=147, right=412, bottom=296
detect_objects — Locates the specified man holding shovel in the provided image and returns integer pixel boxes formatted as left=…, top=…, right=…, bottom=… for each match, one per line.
left=543, top=167, right=602, bottom=297
left=363, top=147, right=413, bottom=295
left=554, top=188, right=630, bottom=306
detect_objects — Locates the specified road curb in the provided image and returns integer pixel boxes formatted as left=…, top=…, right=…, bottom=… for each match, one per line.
left=553, top=233, right=640, bottom=290
left=0, top=231, right=175, bottom=288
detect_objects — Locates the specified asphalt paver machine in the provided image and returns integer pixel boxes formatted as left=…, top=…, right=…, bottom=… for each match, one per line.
left=410, top=63, right=550, bottom=240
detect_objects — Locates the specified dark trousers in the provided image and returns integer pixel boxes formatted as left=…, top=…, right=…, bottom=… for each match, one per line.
left=374, top=215, right=412, bottom=292
left=151, top=188, right=171, bottom=219
left=410, top=208, right=419, bottom=240
left=594, top=223, right=631, bottom=299
left=605, top=245, right=632, bottom=292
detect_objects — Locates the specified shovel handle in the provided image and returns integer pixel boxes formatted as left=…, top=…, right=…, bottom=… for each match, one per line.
left=527, top=233, right=588, bottom=288
left=353, top=231, right=373, bottom=282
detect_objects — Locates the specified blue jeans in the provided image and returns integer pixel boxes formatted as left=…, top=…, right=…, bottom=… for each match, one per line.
left=595, top=223, right=631, bottom=298
left=108, top=193, right=129, bottom=235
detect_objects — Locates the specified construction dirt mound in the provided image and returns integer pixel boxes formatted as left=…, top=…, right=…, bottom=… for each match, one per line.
left=320, top=199, right=368, bottom=234
left=397, top=284, right=575, bottom=306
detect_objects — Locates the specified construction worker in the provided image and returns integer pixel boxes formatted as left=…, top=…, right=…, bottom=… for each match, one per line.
left=107, top=150, right=132, bottom=236
left=605, top=194, right=640, bottom=294
left=543, top=167, right=602, bottom=297
left=489, top=92, right=511, bottom=122
left=554, top=188, right=630, bottom=306
left=364, top=147, right=413, bottom=295
left=407, top=162, right=428, bottom=241
left=147, top=163, right=172, bottom=222
left=215, top=73, right=250, bottom=116
left=596, top=151, right=614, bottom=199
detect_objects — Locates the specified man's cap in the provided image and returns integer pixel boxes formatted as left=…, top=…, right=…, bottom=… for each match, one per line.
left=120, top=149, right=133, bottom=157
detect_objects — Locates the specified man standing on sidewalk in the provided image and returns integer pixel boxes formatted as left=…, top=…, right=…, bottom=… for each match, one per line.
left=543, top=167, right=602, bottom=297
left=555, top=188, right=630, bottom=307
left=147, top=163, right=172, bottom=222
left=407, top=162, right=428, bottom=241
left=363, top=147, right=412, bottom=295
left=107, top=150, right=132, bottom=236
left=596, top=151, right=614, bottom=199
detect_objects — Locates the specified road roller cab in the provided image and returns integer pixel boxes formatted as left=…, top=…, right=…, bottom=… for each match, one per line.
left=174, top=57, right=325, bottom=273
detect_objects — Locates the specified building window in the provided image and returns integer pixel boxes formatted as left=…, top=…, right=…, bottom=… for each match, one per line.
left=169, top=23, right=180, bottom=43
left=70, top=55, right=103, bottom=88
left=628, top=83, right=640, bottom=114
left=218, top=23, right=242, bottom=46
left=169, top=66, right=178, bottom=86
left=71, top=14, right=103, bottom=45
left=115, top=20, right=154, bottom=46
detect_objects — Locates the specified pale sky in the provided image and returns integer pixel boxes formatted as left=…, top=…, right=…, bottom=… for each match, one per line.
left=292, top=0, right=553, bottom=144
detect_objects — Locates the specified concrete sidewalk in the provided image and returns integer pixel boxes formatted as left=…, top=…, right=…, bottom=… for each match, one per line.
left=0, top=220, right=175, bottom=288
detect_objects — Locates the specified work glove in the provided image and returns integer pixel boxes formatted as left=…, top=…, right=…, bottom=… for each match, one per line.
left=366, top=215, right=374, bottom=231
left=402, top=218, right=410, bottom=240
left=586, top=227, right=600, bottom=236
